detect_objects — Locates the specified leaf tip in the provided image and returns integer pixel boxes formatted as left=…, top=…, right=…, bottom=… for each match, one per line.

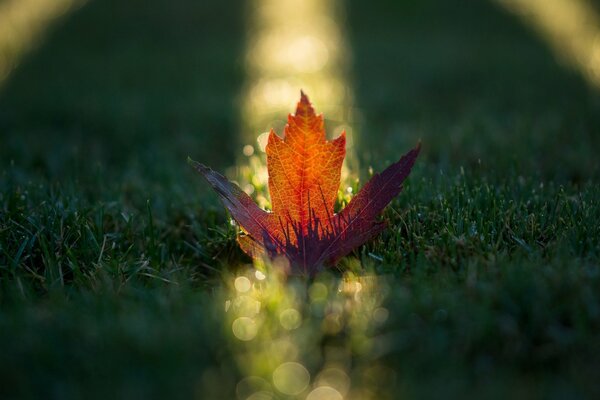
left=187, top=157, right=210, bottom=175
left=413, top=141, right=422, bottom=161
left=296, top=90, right=315, bottom=118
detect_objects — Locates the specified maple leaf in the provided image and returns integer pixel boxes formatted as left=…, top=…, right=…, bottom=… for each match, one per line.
left=190, top=92, right=420, bottom=276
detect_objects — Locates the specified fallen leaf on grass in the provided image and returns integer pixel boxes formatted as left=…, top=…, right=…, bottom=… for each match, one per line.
left=190, top=92, right=420, bottom=275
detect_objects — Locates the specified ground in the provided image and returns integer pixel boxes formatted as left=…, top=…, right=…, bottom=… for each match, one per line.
left=0, top=0, right=599, bottom=399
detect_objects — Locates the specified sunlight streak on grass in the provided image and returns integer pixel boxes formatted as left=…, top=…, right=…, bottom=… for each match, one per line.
left=496, top=0, right=600, bottom=88
left=0, top=0, right=86, bottom=86
left=237, top=0, right=357, bottom=208
left=223, top=259, right=393, bottom=399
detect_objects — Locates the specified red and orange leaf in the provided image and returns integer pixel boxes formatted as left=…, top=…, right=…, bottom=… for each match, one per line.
left=266, top=92, right=345, bottom=241
left=315, top=144, right=421, bottom=265
left=191, top=92, right=420, bottom=276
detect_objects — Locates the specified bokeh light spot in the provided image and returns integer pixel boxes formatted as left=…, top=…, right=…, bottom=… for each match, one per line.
left=279, top=308, right=302, bottom=330
left=306, top=386, right=343, bottom=400
left=232, top=317, right=258, bottom=341
left=372, top=307, right=389, bottom=324
left=246, top=391, right=273, bottom=400
left=236, top=376, right=271, bottom=400
left=243, top=144, right=255, bottom=157
left=235, top=276, right=253, bottom=293
left=315, top=368, right=350, bottom=396
left=272, top=362, right=310, bottom=395
left=254, top=270, right=266, bottom=280
left=309, top=282, right=328, bottom=302
left=232, top=295, right=261, bottom=317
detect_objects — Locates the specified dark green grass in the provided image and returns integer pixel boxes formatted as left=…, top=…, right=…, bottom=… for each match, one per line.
left=1, top=0, right=599, bottom=398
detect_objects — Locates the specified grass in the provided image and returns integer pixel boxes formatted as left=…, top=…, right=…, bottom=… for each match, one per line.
left=1, top=0, right=599, bottom=398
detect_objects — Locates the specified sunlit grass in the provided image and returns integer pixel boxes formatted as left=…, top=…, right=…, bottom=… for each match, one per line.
left=223, top=258, right=392, bottom=399
left=229, top=4, right=386, bottom=393
left=0, top=0, right=85, bottom=86
left=237, top=0, right=357, bottom=207
left=496, top=0, right=600, bottom=88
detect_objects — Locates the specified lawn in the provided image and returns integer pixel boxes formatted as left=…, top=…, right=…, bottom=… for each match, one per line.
left=1, top=0, right=599, bottom=399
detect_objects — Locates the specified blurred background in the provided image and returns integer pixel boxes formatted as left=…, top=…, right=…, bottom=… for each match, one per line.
left=1, top=0, right=598, bottom=186
left=1, top=0, right=599, bottom=399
